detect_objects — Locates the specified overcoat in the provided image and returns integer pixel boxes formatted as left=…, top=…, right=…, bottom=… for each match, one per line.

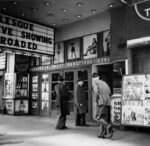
left=75, top=85, right=87, bottom=114
left=54, top=83, right=70, bottom=115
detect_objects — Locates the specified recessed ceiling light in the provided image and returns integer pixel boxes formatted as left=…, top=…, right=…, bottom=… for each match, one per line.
left=108, top=3, right=114, bottom=8
left=61, top=9, right=67, bottom=12
left=38, top=18, right=42, bottom=22
left=53, top=23, right=56, bottom=26
left=45, top=2, right=51, bottom=6
left=2, top=8, right=6, bottom=11
left=91, top=9, right=96, bottom=13
left=13, top=1, right=18, bottom=5
left=76, top=15, right=82, bottom=18
left=21, top=13, right=25, bottom=16
left=63, top=19, right=69, bottom=22
left=76, top=2, right=83, bottom=7
left=48, top=13, right=54, bottom=17
left=32, top=8, right=38, bottom=11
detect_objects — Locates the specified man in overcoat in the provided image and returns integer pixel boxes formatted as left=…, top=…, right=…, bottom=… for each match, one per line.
left=92, top=72, right=114, bottom=138
left=54, top=75, right=70, bottom=130
left=75, top=78, right=89, bottom=126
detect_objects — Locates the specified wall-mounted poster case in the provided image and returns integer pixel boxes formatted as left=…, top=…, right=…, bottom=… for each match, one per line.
left=121, top=74, right=150, bottom=127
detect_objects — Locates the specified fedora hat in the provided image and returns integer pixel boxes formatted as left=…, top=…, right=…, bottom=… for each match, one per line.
left=77, top=78, right=84, bottom=82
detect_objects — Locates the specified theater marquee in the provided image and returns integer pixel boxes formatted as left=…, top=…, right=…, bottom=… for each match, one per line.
left=0, top=14, right=54, bottom=56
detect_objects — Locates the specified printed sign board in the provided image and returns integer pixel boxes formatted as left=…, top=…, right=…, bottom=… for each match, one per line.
left=0, top=14, right=54, bottom=55
left=122, top=74, right=150, bottom=126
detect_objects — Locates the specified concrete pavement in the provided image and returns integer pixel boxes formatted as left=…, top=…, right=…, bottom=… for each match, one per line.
left=0, top=115, right=150, bottom=146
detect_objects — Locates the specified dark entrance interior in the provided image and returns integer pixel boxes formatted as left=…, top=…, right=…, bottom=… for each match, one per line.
left=94, top=64, right=113, bottom=94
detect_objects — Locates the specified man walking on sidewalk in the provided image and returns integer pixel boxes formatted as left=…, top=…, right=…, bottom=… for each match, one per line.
left=92, top=72, right=114, bottom=138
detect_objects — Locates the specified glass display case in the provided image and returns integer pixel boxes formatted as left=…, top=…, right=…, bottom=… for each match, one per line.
left=30, top=74, right=39, bottom=115
left=40, top=73, right=50, bottom=116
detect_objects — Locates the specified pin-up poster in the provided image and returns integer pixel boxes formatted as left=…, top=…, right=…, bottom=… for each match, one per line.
left=66, top=38, right=81, bottom=61
left=103, top=30, right=110, bottom=56
left=54, top=42, right=64, bottom=64
left=83, top=34, right=97, bottom=59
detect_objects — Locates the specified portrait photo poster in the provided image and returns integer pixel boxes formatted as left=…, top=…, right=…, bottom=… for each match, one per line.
left=103, top=30, right=110, bottom=56
left=83, top=34, right=97, bottom=59
left=66, top=38, right=80, bottom=60
left=54, top=42, right=64, bottom=64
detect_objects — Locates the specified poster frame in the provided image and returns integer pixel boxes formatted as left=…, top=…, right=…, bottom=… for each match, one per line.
left=121, top=73, right=150, bottom=128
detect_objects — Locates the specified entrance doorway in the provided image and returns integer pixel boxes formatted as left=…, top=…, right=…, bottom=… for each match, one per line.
left=92, top=64, right=113, bottom=119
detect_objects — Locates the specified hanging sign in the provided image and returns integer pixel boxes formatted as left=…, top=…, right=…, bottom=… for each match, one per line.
left=134, top=0, right=150, bottom=21
left=0, top=14, right=54, bottom=56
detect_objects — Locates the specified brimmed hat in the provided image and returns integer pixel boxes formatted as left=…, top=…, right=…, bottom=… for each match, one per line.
left=92, top=72, right=99, bottom=78
left=77, top=78, right=84, bottom=82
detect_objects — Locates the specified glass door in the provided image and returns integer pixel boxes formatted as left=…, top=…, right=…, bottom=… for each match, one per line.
left=40, top=73, right=50, bottom=116
left=64, top=71, right=75, bottom=119
left=50, top=72, right=61, bottom=117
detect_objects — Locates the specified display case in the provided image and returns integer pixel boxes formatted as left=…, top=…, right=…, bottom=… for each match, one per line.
left=121, top=74, right=150, bottom=127
left=40, top=73, right=50, bottom=116
left=3, top=73, right=29, bottom=115
left=15, top=73, right=29, bottom=115
left=30, top=74, right=39, bottom=115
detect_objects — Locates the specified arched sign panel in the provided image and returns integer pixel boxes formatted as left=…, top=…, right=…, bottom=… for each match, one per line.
left=134, top=1, right=150, bottom=21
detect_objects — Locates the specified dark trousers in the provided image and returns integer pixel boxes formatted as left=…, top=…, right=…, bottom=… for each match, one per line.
left=75, top=109, right=86, bottom=126
left=55, top=113, right=66, bottom=129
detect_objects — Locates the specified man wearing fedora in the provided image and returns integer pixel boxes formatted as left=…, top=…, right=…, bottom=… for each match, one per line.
left=75, top=78, right=89, bottom=126
left=54, top=75, right=70, bottom=130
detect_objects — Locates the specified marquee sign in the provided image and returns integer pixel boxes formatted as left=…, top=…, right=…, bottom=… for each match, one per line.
left=0, top=14, right=54, bottom=56
left=134, top=0, right=150, bottom=21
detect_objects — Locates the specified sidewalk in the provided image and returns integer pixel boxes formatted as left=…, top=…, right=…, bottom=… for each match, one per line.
left=0, top=115, right=150, bottom=146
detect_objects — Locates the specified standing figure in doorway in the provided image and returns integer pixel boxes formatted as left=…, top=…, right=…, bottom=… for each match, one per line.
left=54, top=75, right=70, bottom=130
left=75, top=78, right=89, bottom=126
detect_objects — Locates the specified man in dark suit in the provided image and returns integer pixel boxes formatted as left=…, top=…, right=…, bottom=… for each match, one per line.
left=75, top=78, right=89, bottom=126
left=54, top=75, right=70, bottom=130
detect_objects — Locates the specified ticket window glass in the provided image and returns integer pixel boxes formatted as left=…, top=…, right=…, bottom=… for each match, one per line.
left=40, top=73, right=50, bottom=116
left=64, top=71, right=75, bottom=118
left=50, top=72, right=60, bottom=117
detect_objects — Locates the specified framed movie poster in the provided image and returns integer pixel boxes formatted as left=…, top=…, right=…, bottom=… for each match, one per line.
left=54, top=42, right=64, bottom=64
left=103, top=30, right=110, bottom=56
left=66, top=38, right=81, bottom=61
left=83, top=34, right=97, bottom=59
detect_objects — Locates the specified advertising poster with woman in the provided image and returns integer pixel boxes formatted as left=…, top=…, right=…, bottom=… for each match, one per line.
left=83, top=34, right=97, bottom=59
left=66, top=38, right=81, bottom=61
left=54, top=42, right=64, bottom=64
